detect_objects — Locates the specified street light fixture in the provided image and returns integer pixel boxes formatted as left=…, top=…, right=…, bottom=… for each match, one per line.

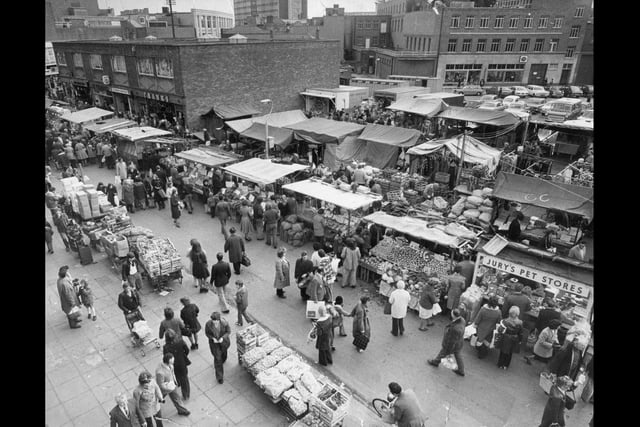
left=260, top=99, right=273, bottom=159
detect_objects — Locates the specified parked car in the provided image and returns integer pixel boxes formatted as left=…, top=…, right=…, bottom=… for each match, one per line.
left=478, top=100, right=506, bottom=111
left=564, top=109, right=593, bottom=128
left=480, top=94, right=499, bottom=102
left=560, top=86, right=584, bottom=98
left=453, top=85, right=485, bottom=96
left=485, top=86, right=514, bottom=97
left=526, top=85, right=550, bottom=98
left=524, top=97, right=547, bottom=114
left=502, top=95, right=525, bottom=108
left=543, top=98, right=584, bottom=121
left=509, top=86, right=530, bottom=97
left=581, top=85, right=594, bottom=97
left=465, top=94, right=500, bottom=108
left=548, top=86, right=565, bottom=98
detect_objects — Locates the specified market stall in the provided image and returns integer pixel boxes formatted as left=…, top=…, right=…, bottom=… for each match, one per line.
left=285, top=117, right=365, bottom=146
left=354, top=124, right=423, bottom=169
left=282, top=178, right=383, bottom=234
left=240, top=122, right=295, bottom=149
left=237, top=323, right=352, bottom=424
left=223, top=158, right=310, bottom=188
left=111, top=126, right=173, bottom=164
left=386, top=97, right=447, bottom=118
left=60, top=107, right=114, bottom=125
left=172, top=147, right=243, bottom=195
left=226, top=109, right=308, bottom=134
left=83, top=118, right=137, bottom=134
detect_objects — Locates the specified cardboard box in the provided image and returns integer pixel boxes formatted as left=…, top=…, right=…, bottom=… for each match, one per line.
left=100, top=203, right=113, bottom=213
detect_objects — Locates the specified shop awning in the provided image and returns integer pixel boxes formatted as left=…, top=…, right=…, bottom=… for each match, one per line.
left=437, top=106, right=521, bottom=126
left=240, top=123, right=294, bottom=148
left=492, top=172, right=593, bottom=219
left=111, top=126, right=172, bottom=142
left=363, top=211, right=461, bottom=248
left=202, top=103, right=261, bottom=120
left=386, top=98, right=446, bottom=118
left=83, top=118, right=137, bottom=134
left=175, top=148, right=240, bottom=168
left=223, top=158, right=309, bottom=185
left=285, top=118, right=365, bottom=145
left=300, top=91, right=336, bottom=99
left=60, top=107, right=114, bottom=124
left=358, top=124, right=422, bottom=148
left=407, top=134, right=502, bottom=173
left=226, top=110, right=308, bottom=134
left=282, top=179, right=382, bottom=211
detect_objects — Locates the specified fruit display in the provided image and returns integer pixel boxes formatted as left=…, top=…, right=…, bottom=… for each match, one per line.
left=135, top=237, right=182, bottom=276
left=241, top=347, right=267, bottom=368
left=260, top=338, right=283, bottom=355
left=298, top=412, right=323, bottom=427
left=270, top=346, right=295, bottom=363
left=255, top=367, right=293, bottom=400
left=249, top=354, right=279, bottom=376
left=369, top=237, right=451, bottom=275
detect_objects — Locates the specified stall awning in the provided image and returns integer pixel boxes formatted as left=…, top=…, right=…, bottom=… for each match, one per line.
left=285, top=118, right=365, bottom=145
left=175, top=148, right=240, bottom=168
left=323, top=136, right=367, bottom=170
left=492, top=172, right=593, bottom=219
left=240, top=123, right=294, bottom=148
left=142, top=137, right=185, bottom=145
left=374, top=87, right=431, bottom=98
left=386, top=98, right=446, bottom=118
left=60, top=107, right=114, bottom=124
left=363, top=211, right=461, bottom=248
left=283, top=179, right=382, bottom=211
left=223, top=158, right=309, bottom=185
left=357, top=124, right=422, bottom=148
left=111, top=126, right=172, bottom=142
left=437, top=106, right=521, bottom=126
left=202, top=103, right=261, bottom=120
left=83, top=118, right=137, bottom=134
left=407, top=134, right=502, bottom=173
left=300, top=91, right=336, bottom=99
left=227, top=110, right=308, bottom=134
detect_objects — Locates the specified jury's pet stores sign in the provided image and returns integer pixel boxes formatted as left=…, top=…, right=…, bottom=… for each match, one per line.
left=480, top=254, right=590, bottom=297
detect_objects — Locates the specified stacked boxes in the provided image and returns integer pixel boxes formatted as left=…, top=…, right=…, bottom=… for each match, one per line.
left=86, top=189, right=100, bottom=218
left=60, top=177, right=79, bottom=197
left=76, top=191, right=93, bottom=220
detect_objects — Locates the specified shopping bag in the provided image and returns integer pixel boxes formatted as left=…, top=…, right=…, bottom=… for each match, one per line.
left=352, top=334, right=369, bottom=350
left=306, top=323, right=318, bottom=343
left=383, top=301, right=392, bottom=315
left=539, top=372, right=555, bottom=394
left=163, top=380, right=176, bottom=393
left=469, top=335, right=478, bottom=347
left=114, top=195, right=120, bottom=206
left=241, top=253, right=251, bottom=267
left=464, top=324, right=477, bottom=340
left=306, top=301, right=325, bottom=319
left=115, top=176, right=121, bottom=185
left=431, top=303, right=442, bottom=316
left=441, top=355, right=458, bottom=371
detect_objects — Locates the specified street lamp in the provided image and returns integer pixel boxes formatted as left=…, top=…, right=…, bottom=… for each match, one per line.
left=260, top=99, right=273, bottom=159
left=375, top=58, right=381, bottom=78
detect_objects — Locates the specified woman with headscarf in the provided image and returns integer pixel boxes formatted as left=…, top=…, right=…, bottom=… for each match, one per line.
left=188, top=240, right=210, bottom=292
left=496, top=306, right=524, bottom=370
left=74, top=140, right=88, bottom=167
left=274, top=247, right=291, bottom=299
left=315, top=305, right=334, bottom=366
left=180, top=296, right=201, bottom=350
left=169, top=187, right=181, bottom=227
left=350, top=296, right=371, bottom=353
left=472, top=295, right=502, bottom=359
left=106, top=183, right=118, bottom=207
left=525, top=319, right=562, bottom=365
left=122, top=176, right=135, bottom=213
left=294, top=251, right=314, bottom=301
left=239, top=199, right=254, bottom=241
left=133, top=371, right=164, bottom=427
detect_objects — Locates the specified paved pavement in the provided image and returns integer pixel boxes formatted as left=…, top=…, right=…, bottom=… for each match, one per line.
left=46, top=164, right=593, bottom=426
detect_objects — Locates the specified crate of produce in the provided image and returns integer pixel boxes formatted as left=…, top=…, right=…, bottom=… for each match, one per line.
left=386, top=190, right=403, bottom=202
left=435, top=172, right=450, bottom=184
left=170, top=256, right=183, bottom=272
left=308, top=384, right=351, bottom=427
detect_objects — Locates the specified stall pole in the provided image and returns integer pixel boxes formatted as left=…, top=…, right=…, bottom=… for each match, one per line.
left=456, top=128, right=468, bottom=186
left=348, top=210, right=352, bottom=235
left=521, top=116, right=530, bottom=146
left=260, top=99, right=273, bottom=159
left=471, top=253, right=483, bottom=286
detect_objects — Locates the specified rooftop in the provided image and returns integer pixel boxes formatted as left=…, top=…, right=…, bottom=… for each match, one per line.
left=52, top=38, right=337, bottom=47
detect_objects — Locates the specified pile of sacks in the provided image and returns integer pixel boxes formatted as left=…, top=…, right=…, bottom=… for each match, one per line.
left=280, top=215, right=312, bottom=247
left=448, top=187, right=494, bottom=228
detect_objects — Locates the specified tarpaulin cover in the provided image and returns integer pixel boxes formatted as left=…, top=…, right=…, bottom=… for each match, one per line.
left=240, top=123, right=294, bottom=148
left=175, top=148, right=240, bottom=168
left=357, top=124, right=422, bottom=148
left=363, top=211, right=461, bottom=248
left=118, top=141, right=139, bottom=160
left=60, top=107, right=114, bottom=124
left=323, top=136, right=367, bottom=170
left=282, top=179, right=382, bottom=211
left=202, top=103, right=260, bottom=120
left=285, top=118, right=365, bottom=145
left=407, top=134, right=502, bottom=173
left=386, top=98, right=446, bottom=118
left=223, top=158, right=309, bottom=185
left=364, top=142, right=400, bottom=169
left=83, top=118, right=137, bottom=134
left=226, top=110, right=308, bottom=134
left=374, top=87, right=431, bottom=98
left=492, top=172, right=593, bottom=219
left=437, top=106, right=521, bottom=126
left=111, top=126, right=172, bottom=141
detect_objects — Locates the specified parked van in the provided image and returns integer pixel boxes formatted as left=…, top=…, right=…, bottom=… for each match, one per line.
left=543, top=98, right=583, bottom=122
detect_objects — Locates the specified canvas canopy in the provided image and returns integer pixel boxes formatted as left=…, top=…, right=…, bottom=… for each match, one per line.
left=202, top=103, right=260, bottom=120
left=492, top=172, right=593, bottom=220
left=407, top=134, right=502, bottom=173
left=83, top=118, right=137, bottom=134
left=60, top=107, right=114, bottom=124
left=285, top=118, right=365, bottom=145
left=223, top=158, right=309, bottom=185
left=386, top=98, right=446, bottom=118
left=282, top=179, right=382, bottom=211
left=374, top=87, right=431, bottom=98
left=226, top=110, right=308, bottom=134
left=175, top=148, right=239, bottom=168
left=111, top=126, right=172, bottom=141
left=240, top=122, right=294, bottom=148
left=353, top=124, right=422, bottom=169
left=437, top=106, right=521, bottom=126
left=363, top=211, right=461, bottom=248
left=323, top=136, right=367, bottom=170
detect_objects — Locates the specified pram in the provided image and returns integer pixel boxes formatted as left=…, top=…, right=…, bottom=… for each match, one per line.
left=126, top=309, right=160, bottom=356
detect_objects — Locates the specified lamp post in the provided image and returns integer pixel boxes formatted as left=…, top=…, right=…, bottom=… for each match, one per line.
left=260, top=99, right=273, bottom=159
left=375, top=57, right=381, bottom=78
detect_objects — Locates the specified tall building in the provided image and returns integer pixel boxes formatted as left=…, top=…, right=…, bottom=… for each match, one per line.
left=234, top=0, right=308, bottom=25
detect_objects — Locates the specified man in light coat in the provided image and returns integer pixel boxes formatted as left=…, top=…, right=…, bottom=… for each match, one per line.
left=56, top=266, right=82, bottom=329
left=389, top=280, right=411, bottom=336
left=155, top=353, right=190, bottom=416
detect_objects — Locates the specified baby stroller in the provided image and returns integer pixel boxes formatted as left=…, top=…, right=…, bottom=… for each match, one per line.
left=126, top=309, right=160, bottom=356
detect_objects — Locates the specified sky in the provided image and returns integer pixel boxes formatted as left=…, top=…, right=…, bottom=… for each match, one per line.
left=97, top=0, right=377, bottom=18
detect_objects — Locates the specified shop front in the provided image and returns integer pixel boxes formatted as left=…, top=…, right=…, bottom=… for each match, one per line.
left=110, top=87, right=133, bottom=117
left=131, top=89, right=186, bottom=125
left=91, top=83, right=115, bottom=111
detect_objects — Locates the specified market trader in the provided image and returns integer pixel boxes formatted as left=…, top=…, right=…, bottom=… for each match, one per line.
left=264, top=202, right=280, bottom=249
left=387, top=382, right=427, bottom=427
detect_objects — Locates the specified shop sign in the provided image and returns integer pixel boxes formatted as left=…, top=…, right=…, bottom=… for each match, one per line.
left=142, top=91, right=169, bottom=103
left=102, top=75, right=110, bottom=85
left=111, top=87, right=130, bottom=95
left=480, top=254, right=590, bottom=297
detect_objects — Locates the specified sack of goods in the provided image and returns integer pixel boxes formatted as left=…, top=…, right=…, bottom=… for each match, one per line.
left=255, top=367, right=294, bottom=400
left=466, top=195, right=484, bottom=207
left=250, top=354, right=279, bottom=375
left=282, top=388, right=308, bottom=416
left=281, top=221, right=293, bottom=231
left=260, top=338, right=283, bottom=355
left=463, top=209, right=481, bottom=219
left=270, top=346, right=295, bottom=363
left=241, top=347, right=267, bottom=368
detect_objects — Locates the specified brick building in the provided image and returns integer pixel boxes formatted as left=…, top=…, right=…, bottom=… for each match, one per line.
left=234, top=0, right=308, bottom=25
left=345, top=14, right=392, bottom=73
left=574, top=13, right=593, bottom=85
left=52, top=39, right=340, bottom=139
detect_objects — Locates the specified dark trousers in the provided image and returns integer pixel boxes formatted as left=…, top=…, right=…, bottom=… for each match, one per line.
left=175, top=371, right=190, bottom=400
left=209, top=341, right=228, bottom=381
left=237, top=308, right=252, bottom=326
left=232, top=262, right=241, bottom=274
left=476, top=343, right=489, bottom=359
left=433, top=347, right=465, bottom=374
left=391, top=317, right=405, bottom=336
left=300, top=288, right=310, bottom=300
left=46, top=237, right=53, bottom=252
left=318, top=348, right=333, bottom=366
left=277, top=288, right=285, bottom=297
left=498, top=351, right=513, bottom=368
left=265, top=225, right=278, bottom=248
left=157, top=199, right=165, bottom=210
left=183, top=194, right=193, bottom=213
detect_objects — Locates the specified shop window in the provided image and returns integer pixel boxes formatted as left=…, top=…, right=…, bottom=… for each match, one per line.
left=56, top=52, right=67, bottom=66
left=476, top=39, right=486, bottom=52
left=156, top=58, right=174, bottom=79
left=73, top=53, right=83, bottom=68
left=137, top=58, right=154, bottom=76
left=520, top=39, right=529, bottom=52
left=111, top=55, right=126, bottom=73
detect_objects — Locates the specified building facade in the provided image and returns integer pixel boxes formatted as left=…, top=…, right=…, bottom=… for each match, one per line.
left=52, top=39, right=340, bottom=134
left=234, top=0, right=308, bottom=25
left=574, top=13, right=593, bottom=85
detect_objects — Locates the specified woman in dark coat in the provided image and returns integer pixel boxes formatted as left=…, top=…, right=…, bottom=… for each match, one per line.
left=162, top=329, right=192, bottom=401
left=189, top=240, right=210, bottom=291
left=180, top=297, right=201, bottom=350
left=418, top=280, right=438, bottom=331
left=539, top=375, right=573, bottom=427
left=497, top=306, right=523, bottom=369
left=472, top=295, right=502, bottom=359
left=106, top=183, right=118, bottom=207
left=169, top=187, right=181, bottom=227
left=350, top=296, right=371, bottom=353
left=547, top=337, right=586, bottom=381
left=153, top=179, right=166, bottom=210
left=294, top=251, right=314, bottom=301
left=253, top=196, right=265, bottom=240
left=315, top=305, right=334, bottom=366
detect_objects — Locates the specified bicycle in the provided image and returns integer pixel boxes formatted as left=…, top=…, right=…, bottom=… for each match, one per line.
left=371, top=396, right=396, bottom=425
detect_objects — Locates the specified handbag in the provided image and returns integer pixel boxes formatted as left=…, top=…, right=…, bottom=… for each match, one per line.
left=383, top=301, right=392, bottom=315
left=185, top=356, right=192, bottom=366
left=564, top=391, right=577, bottom=410
left=463, top=324, right=477, bottom=340
left=180, top=324, right=191, bottom=337
left=353, top=333, right=370, bottom=350
left=431, top=303, right=442, bottom=316
left=241, top=253, right=251, bottom=267
left=163, top=380, right=176, bottom=393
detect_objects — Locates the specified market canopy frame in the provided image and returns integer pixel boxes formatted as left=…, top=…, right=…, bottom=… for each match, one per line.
left=60, top=107, right=114, bottom=124
left=363, top=211, right=462, bottom=249
left=174, top=147, right=241, bottom=168
left=111, top=126, right=172, bottom=142
left=492, top=172, right=593, bottom=219
left=83, top=118, right=137, bottom=134
left=284, top=117, right=365, bottom=145
left=240, top=122, right=294, bottom=148
left=437, top=106, right=521, bottom=126
left=202, top=103, right=261, bottom=120
left=386, top=98, right=447, bottom=118
left=407, top=134, right=502, bottom=173
left=222, top=158, right=309, bottom=186
left=226, top=109, right=308, bottom=134
left=282, top=179, right=383, bottom=211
